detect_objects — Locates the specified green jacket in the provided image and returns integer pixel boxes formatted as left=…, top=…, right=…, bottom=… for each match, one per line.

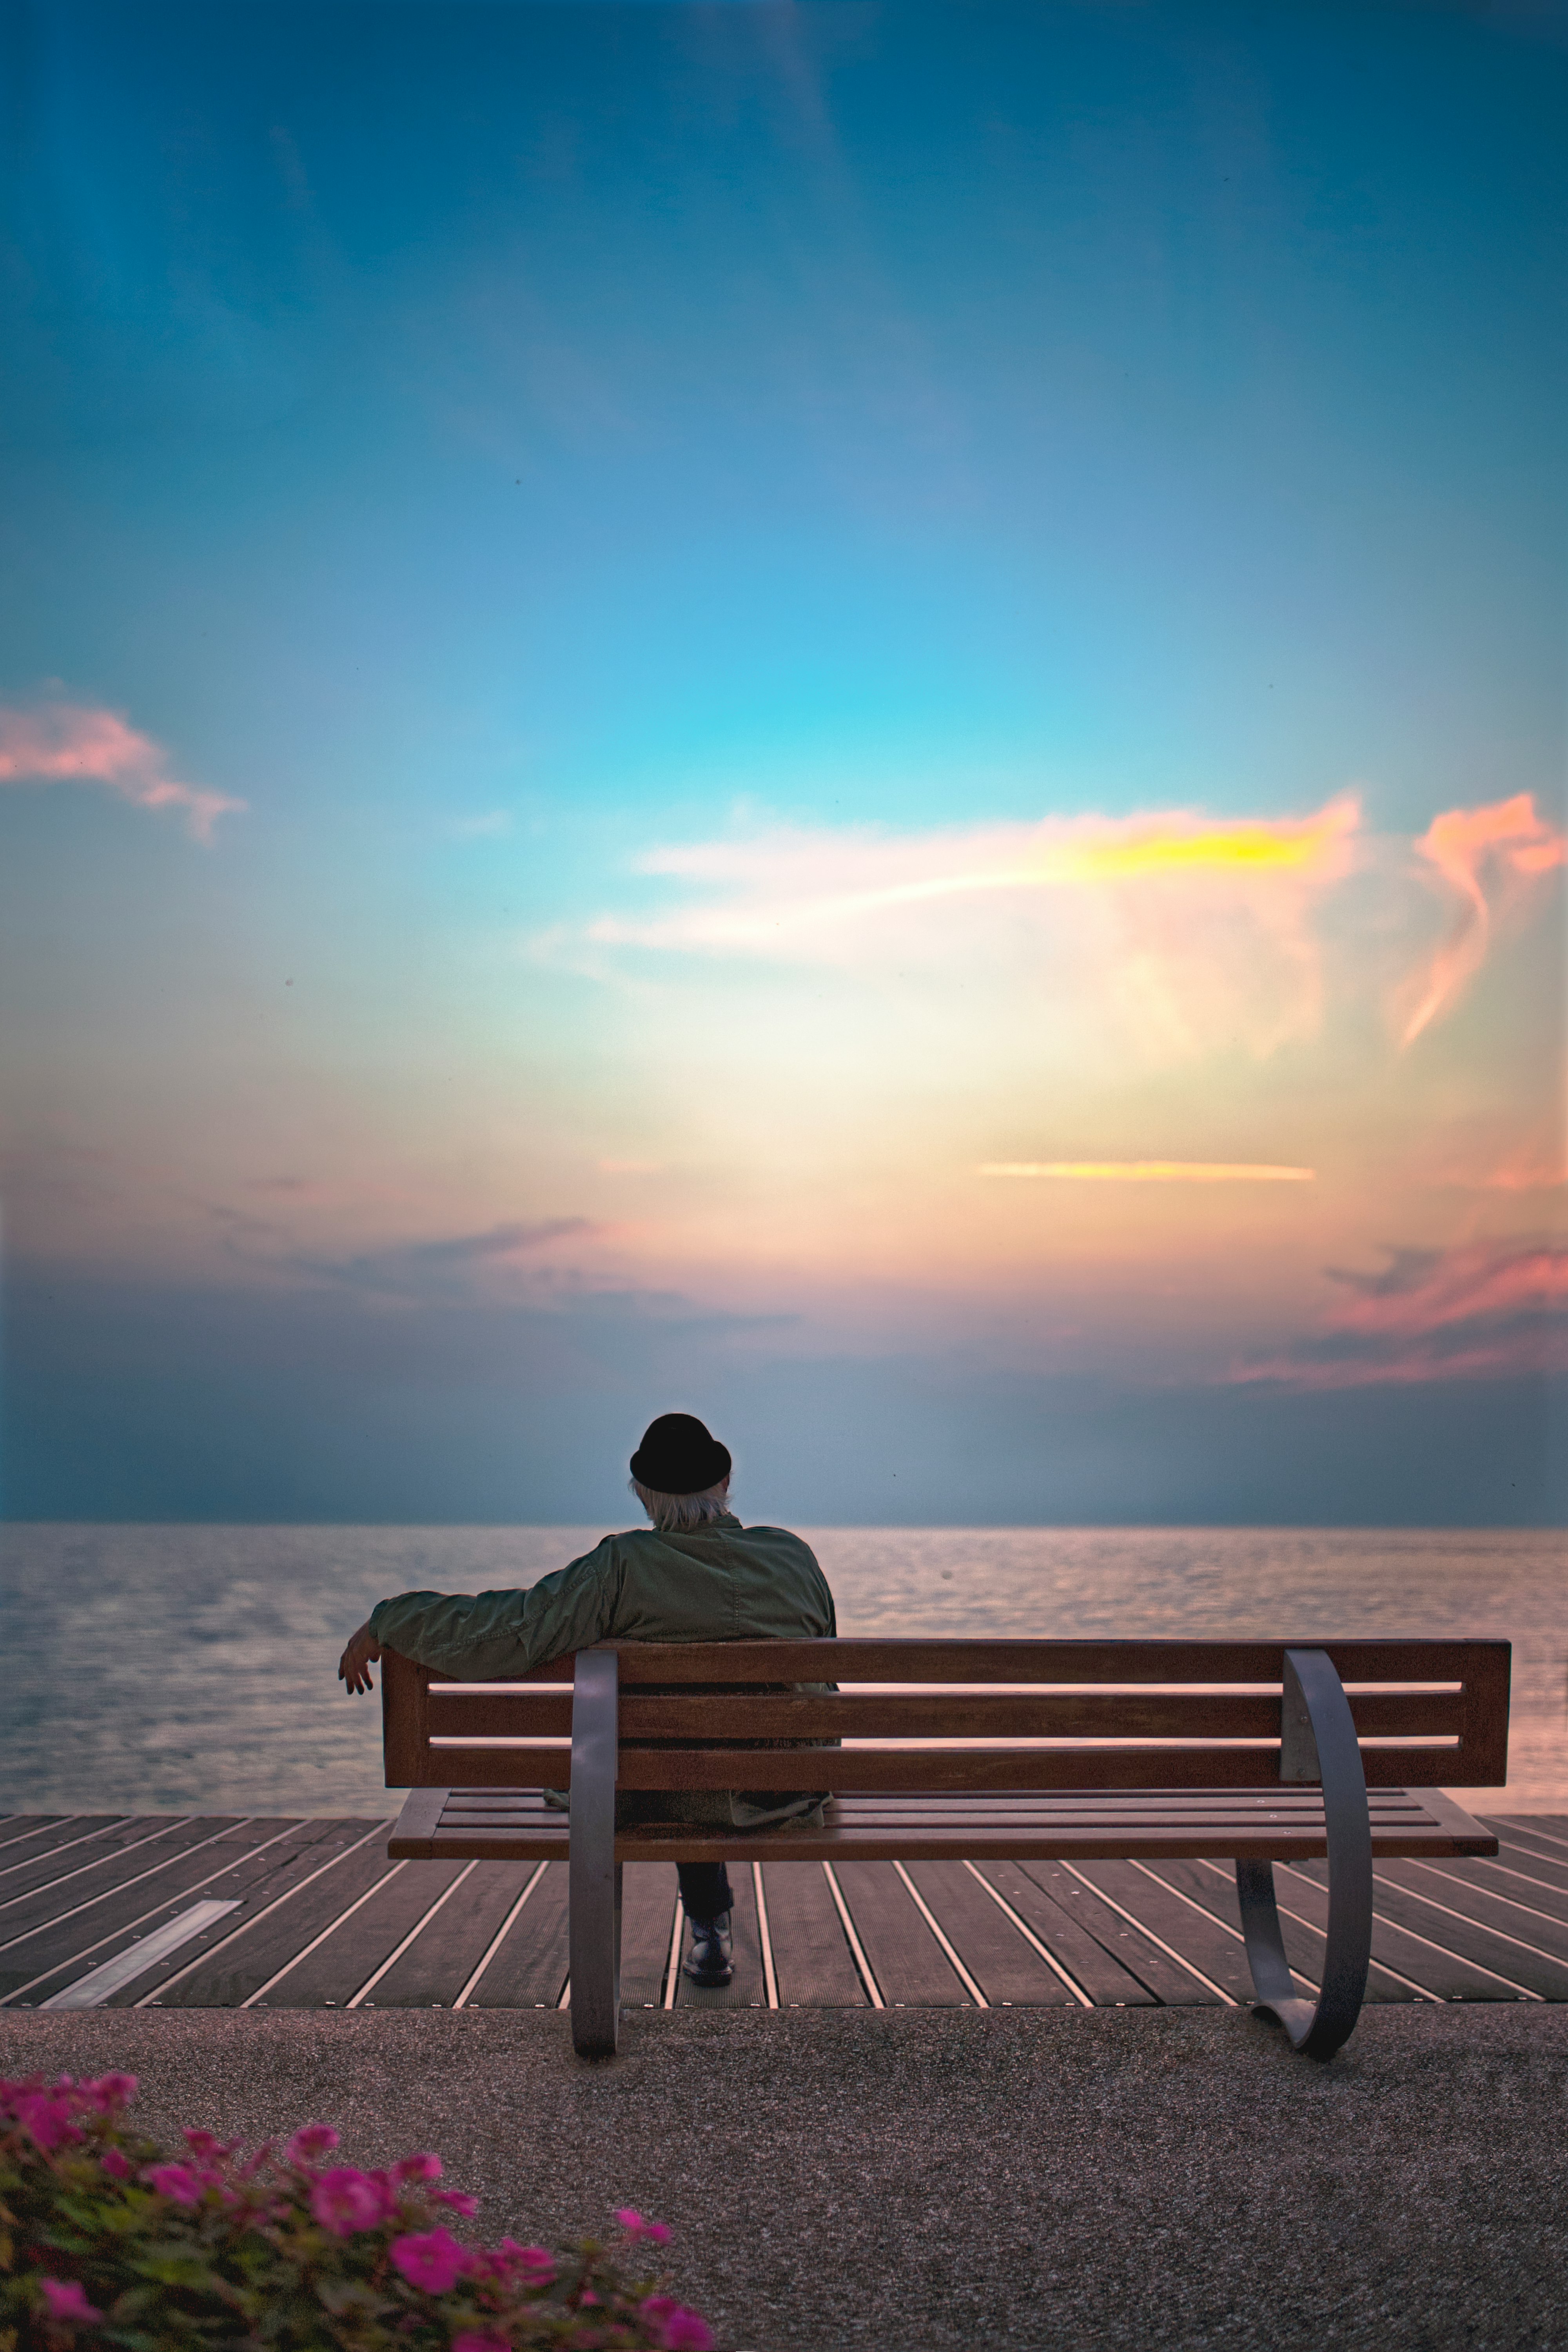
left=369, top=1514, right=837, bottom=1829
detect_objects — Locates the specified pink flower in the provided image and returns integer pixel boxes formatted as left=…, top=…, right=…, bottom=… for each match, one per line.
left=659, top=2309, right=714, bottom=2351
left=389, top=2227, right=466, bottom=2295
left=81, top=2074, right=138, bottom=2113
left=39, top=2279, right=103, bottom=2327
left=16, top=2095, right=81, bottom=2152
left=451, top=2336, right=510, bottom=2352
left=645, top=2222, right=671, bottom=2246
left=146, top=2164, right=202, bottom=2208
left=641, top=2297, right=677, bottom=2326
left=99, top=2149, right=134, bottom=2182
left=286, top=2123, right=340, bottom=2165
left=615, top=2207, right=647, bottom=2236
left=392, top=2150, right=443, bottom=2183
left=499, top=2239, right=556, bottom=2286
left=432, top=2189, right=478, bottom=2216
left=311, top=2166, right=389, bottom=2236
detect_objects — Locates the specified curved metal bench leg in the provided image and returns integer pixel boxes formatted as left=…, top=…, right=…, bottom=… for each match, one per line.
left=569, top=1649, right=621, bottom=2058
left=1238, top=1648, right=1373, bottom=2061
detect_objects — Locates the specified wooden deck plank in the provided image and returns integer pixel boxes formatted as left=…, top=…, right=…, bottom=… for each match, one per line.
left=127, top=1824, right=390, bottom=2009
left=240, top=1840, right=412, bottom=2006
left=1076, top=1860, right=1256, bottom=2004
left=0, top=1817, right=243, bottom=1942
left=0, top=1818, right=70, bottom=1854
left=12, top=1811, right=1568, bottom=2011
left=672, top=1861, right=764, bottom=2010
left=1485, top=1824, right=1568, bottom=1889
left=620, top=1864, right=679, bottom=2008
left=1426, top=1853, right=1568, bottom=1928
left=1138, top=1857, right=1406, bottom=2008
left=2, top=1823, right=318, bottom=2010
left=0, top=1821, right=307, bottom=2004
left=462, top=1862, right=570, bottom=2009
left=903, top=1861, right=1077, bottom=2005
left=256, top=1858, right=470, bottom=2009
left=0, top=1819, right=132, bottom=1890
left=1278, top=1860, right=1537, bottom=2002
left=1376, top=1859, right=1568, bottom=1964
left=1353, top=1867, right=1568, bottom=1999
left=330, top=1860, right=534, bottom=2009
left=1010, top=1859, right=1223, bottom=2006
left=760, top=1863, right=866, bottom=2008
left=967, top=1862, right=1152, bottom=2006
left=828, top=1862, right=969, bottom=2007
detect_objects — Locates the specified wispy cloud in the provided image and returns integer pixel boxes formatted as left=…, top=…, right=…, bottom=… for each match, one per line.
left=1230, top=1237, right=1568, bottom=1389
left=1400, top=792, right=1566, bottom=1045
left=0, top=702, right=245, bottom=842
left=980, top=1161, right=1315, bottom=1182
left=599, top=796, right=1360, bottom=953
left=293, top=1217, right=599, bottom=1300
left=575, top=795, right=1363, bottom=1065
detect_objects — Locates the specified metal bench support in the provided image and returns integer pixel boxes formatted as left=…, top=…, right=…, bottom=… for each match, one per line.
left=1236, top=1646, right=1373, bottom=2062
left=568, top=1647, right=622, bottom=2057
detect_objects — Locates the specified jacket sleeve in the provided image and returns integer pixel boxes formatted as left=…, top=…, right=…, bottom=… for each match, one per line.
left=369, top=1540, right=624, bottom=1678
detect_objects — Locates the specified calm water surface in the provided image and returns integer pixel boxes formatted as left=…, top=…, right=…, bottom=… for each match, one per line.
left=1, top=1525, right=1562, bottom=1813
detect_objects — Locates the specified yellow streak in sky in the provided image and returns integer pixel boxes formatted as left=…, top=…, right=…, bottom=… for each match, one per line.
left=980, top=1162, right=1317, bottom=1182
left=1057, top=810, right=1352, bottom=882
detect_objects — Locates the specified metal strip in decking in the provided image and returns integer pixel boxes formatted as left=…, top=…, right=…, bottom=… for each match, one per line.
left=1, top=1824, right=306, bottom=2007
left=151, top=1824, right=401, bottom=2009
left=6, top=1812, right=1567, bottom=2014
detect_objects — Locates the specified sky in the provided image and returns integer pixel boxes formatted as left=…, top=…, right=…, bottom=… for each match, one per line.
left=1, top=0, right=1564, bottom=1524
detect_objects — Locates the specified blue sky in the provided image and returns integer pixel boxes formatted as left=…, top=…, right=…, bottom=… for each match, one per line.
left=2, top=0, right=1564, bottom=1522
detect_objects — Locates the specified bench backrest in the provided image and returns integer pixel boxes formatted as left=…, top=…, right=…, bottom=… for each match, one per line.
left=382, top=1637, right=1510, bottom=1793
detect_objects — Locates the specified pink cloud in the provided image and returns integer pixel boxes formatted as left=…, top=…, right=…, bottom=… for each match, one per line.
left=1228, top=1238, right=1568, bottom=1390
left=1399, top=792, right=1565, bottom=1045
left=0, top=702, right=245, bottom=842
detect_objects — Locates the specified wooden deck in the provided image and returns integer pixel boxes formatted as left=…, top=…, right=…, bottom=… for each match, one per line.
left=2, top=1810, right=1567, bottom=2016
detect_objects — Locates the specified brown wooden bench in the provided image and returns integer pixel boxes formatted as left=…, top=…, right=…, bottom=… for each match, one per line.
left=382, top=1636, right=1508, bottom=2060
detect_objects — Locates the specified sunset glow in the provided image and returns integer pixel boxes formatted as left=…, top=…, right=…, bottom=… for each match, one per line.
left=1, top=0, right=1561, bottom=1523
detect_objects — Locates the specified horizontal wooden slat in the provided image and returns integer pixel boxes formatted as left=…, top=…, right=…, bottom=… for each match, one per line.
left=608, top=1745, right=1462, bottom=1792
left=564, top=1637, right=1505, bottom=1686
left=428, top=1691, right=572, bottom=1736
left=389, top=1786, right=1498, bottom=1867
left=423, top=1689, right=1464, bottom=1742
left=410, top=1637, right=1504, bottom=1687
left=418, top=1743, right=1466, bottom=1791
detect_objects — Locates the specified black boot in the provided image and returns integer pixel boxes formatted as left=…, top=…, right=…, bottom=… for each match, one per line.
left=682, top=1911, right=733, bottom=1987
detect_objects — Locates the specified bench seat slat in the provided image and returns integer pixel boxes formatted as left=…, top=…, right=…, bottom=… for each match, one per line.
left=388, top=1786, right=1499, bottom=1865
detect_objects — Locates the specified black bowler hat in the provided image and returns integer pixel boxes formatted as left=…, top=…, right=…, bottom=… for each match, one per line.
left=629, top=1412, right=731, bottom=1496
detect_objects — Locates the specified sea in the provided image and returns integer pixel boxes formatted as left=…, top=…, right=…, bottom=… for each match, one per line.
left=1, top=1525, right=1563, bottom=1815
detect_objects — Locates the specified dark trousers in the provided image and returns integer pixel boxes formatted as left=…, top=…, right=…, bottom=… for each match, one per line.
left=677, top=1862, right=733, bottom=1924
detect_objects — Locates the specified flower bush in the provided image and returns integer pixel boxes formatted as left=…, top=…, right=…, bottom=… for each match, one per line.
left=0, top=2073, right=715, bottom=2351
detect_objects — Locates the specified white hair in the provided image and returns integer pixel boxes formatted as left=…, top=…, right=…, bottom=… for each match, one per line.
left=630, top=1475, right=732, bottom=1534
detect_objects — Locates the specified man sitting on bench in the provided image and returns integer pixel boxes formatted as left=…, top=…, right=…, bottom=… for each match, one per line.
left=337, top=1412, right=837, bottom=1988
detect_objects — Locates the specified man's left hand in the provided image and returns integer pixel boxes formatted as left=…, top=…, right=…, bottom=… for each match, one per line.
left=338, top=1621, right=382, bottom=1695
